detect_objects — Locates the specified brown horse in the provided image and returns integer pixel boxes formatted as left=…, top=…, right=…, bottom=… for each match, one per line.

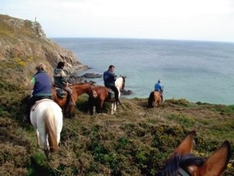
left=157, top=130, right=231, bottom=176
left=87, top=76, right=126, bottom=115
left=52, top=82, right=95, bottom=118
left=148, top=90, right=163, bottom=108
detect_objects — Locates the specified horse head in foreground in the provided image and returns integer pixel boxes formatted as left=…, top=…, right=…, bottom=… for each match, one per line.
left=88, top=76, right=126, bottom=115
left=148, top=90, right=163, bottom=108
left=52, top=81, right=95, bottom=118
left=30, top=99, right=63, bottom=159
left=157, top=130, right=231, bottom=176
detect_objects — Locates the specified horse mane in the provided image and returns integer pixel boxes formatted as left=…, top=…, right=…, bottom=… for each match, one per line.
left=115, top=76, right=126, bottom=89
left=157, top=154, right=205, bottom=176
left=156, top=130, right=231, bottom=176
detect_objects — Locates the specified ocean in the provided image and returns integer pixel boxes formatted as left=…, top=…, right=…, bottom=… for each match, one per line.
left=51, top=38, right=234, bottom=105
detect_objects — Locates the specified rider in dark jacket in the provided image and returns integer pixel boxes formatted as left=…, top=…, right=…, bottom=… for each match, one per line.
left=25, top=63, right=52, bottom=123
left=54, top=61, right=74, bottom=105
left=103, top=65, right=121, bottom=105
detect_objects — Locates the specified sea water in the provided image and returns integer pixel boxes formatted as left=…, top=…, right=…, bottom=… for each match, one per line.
left=51, top=38, right=234, bottom=105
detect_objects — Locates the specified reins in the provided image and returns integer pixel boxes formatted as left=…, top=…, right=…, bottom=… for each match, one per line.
left=178, top=167, right=191, bottom=176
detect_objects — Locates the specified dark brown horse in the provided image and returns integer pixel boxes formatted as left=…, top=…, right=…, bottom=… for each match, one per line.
left=157, top=130, right=231, bottom=176
left=52, top=82, right=95, bottom=118
left=87, top=76, right=126, bottom=115
left=148, top=90, right=163, bottom=108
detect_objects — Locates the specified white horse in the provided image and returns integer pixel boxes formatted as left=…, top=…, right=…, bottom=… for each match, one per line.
left=112, top=76, right=126, bottom=113
left=30, top=99, right=63, bottom=159
left=88, top=76, right=126, bottom=115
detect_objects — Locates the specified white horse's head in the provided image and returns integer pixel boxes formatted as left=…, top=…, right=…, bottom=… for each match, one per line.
left=115, top=76, right=126, bottom=90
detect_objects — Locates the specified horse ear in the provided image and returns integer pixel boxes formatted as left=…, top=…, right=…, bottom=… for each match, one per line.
left=198, top=140, right=231, bottom=176
left=173, top=130, right=196, bottom=156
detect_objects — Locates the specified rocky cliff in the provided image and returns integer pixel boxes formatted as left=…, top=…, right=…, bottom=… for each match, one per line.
left=0, top=14, right=88, bottom=87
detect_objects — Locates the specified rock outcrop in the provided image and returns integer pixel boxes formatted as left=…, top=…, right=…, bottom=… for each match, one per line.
left=0, top=14, right=88, bottom=87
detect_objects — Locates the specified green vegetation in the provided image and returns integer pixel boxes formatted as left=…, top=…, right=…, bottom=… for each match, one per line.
left=1, top=81, right=234, bottom=175
left=1, top=14, right=234, bottom=176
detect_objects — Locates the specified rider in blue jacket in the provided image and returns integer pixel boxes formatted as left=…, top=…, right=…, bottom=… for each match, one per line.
left=103, top=65, right=121, bottom=105
left=25, top=63, right=52, bottom=123
left=154, top=79, right=164, bottom=101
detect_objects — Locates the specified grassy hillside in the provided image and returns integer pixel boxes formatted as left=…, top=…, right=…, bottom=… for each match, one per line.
left=1, top=14, right=234, bottom=176
left=1, top=88, right=234, bottom=175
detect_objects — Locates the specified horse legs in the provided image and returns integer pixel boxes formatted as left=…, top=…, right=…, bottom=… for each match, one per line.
left=36, top=129, right=40, bottom=147
left=44, top=149, right=49, bottom=160
left=155, top=97, right=162, bottom=108
left=114, top=102, right=117, bottom=112
left=96, top=100, right=104, bottom=113
left=40, top=132, right=50, bottom=159
left=111, top=102, right=117, bottom=114
left=87, top=97, right=95, bottom=115
left=111, top=103, right=114, bottom=115
left=63, top=104, right=74, bottom=118
left=155, top=101, right=159, bottom=108
left=68, top=105, right=75, bottom=118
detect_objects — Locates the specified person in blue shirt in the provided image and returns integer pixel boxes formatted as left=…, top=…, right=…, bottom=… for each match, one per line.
left=25, top=63, right=52, bottom=123
left=154, top=79, right=164, bottom=102
left=103, top=65, right=121, bottom=105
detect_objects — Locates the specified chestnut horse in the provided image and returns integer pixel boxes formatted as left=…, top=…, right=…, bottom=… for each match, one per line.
left=88, top=76, right=126, bottom=115
left=52, top=82, right=95, bottom=118
left=157, top=130, right=231, bottom=176
left=148, top=90, right=163, bottom=108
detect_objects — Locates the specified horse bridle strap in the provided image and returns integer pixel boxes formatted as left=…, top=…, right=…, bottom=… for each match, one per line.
left=178, top=167, right=190, bottom=176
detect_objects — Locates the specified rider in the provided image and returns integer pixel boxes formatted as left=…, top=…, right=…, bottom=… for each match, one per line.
left=103, top=65, right=121, bottom=105
left=25, top=63, right=52, bottom=123
left=154, top=79, right=163, bottom=102
left=53, top=61, right=74, bottom=106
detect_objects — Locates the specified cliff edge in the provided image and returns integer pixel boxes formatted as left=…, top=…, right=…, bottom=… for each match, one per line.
left=0, top=14, right=88, bottom=87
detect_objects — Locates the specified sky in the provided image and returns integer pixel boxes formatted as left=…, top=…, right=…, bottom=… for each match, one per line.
left=1, top=0, right=234, bottom=42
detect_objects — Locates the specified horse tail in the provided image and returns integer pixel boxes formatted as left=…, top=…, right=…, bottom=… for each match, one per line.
left=44, top=108, right=58, bottom=152
left=155, top=92, right=160, bottom=107
left=148, top=91, right=154, bottom=108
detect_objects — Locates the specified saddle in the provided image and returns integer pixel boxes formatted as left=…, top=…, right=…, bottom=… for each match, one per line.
left=55, top=88, right=67, bottom=98
left=31, top=99, right=54, bottom=111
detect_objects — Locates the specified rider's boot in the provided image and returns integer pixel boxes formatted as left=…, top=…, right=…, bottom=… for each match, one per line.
left=67, top=94, right=75, bottom=105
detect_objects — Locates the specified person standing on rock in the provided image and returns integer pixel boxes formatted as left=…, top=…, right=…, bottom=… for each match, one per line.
left=53, top=61, right=74, bottom=106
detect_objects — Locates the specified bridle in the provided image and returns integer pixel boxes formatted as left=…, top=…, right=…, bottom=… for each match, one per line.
left=178, top=167, right=191, bottom=176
